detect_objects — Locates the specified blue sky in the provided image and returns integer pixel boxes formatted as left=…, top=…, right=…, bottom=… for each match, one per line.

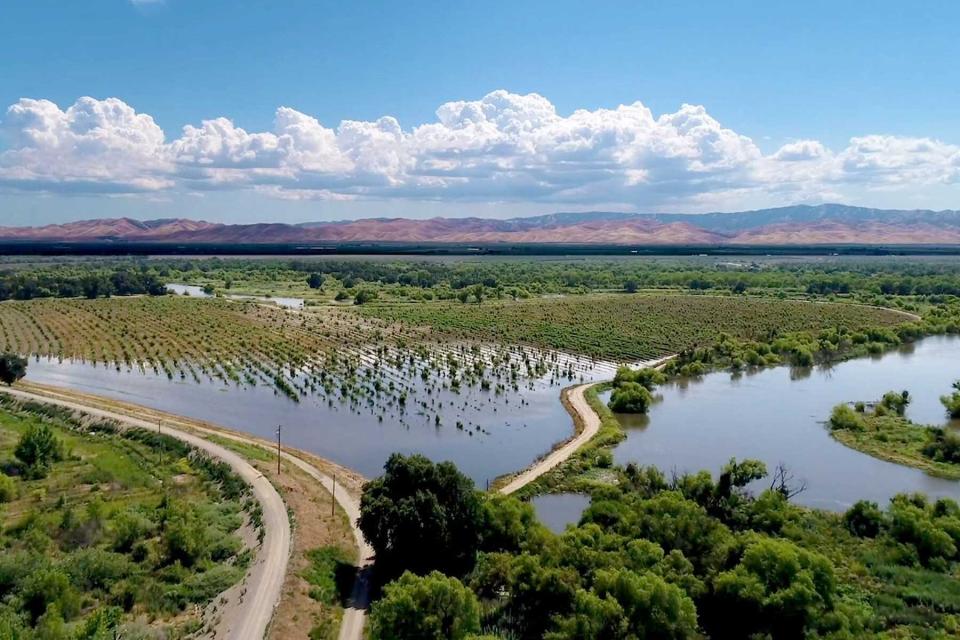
left=2, top=0, right=960, bottom=225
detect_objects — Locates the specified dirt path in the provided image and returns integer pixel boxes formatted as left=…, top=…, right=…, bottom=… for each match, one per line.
left=2, top=382, right=374, bottom=640
left=0, top=384, right=290, bottom=640
left=499, top=355, right=675, bottom=495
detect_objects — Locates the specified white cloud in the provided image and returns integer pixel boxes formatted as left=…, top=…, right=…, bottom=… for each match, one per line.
left=2, top=91, right=959, bottom=208
left=0, top=97, right=172, bottom=193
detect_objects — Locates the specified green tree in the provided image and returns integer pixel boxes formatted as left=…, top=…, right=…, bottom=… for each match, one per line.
left=480, top=494, right=545, bottom=553
left=307, top=273, right=324, bottom=289
left=608, top=382, right=653, bottom=414
left=941, top=380, right=960, bottom=419
left=14, top=423, right=64, bottom=479
left=370, top=571, right=480, bottom=640
left=353, top=288, right=378, bottom=305
left=359, top=454, right=483, bottom=576
left=710, top=536, right=836, bottom=638
left=592, top=568, right=698, bottom=639
left=0, top=354, right=27, bottom=386
left=844, top=500, right=884, bottom=538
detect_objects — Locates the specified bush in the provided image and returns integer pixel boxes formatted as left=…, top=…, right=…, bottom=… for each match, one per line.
left=844, top=500, right=884, bottom=537
left=14, top=423, right=64, bottom=479
left=829, top=404, right=864, bottom=431
left=353, top=289, right=378, bottom=305
left=922, top=428, right=960, bottom=464
left=0, top=354, right=27, bottom=386
left=370, top=571, right=480, bottom=640
left=0, top=474, right=16, bottom=503
left=608, top=382, right=653, bottom=414
left=941, top=381, right=960, bottom=419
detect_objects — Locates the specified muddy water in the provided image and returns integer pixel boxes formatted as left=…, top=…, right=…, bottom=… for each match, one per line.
left=611, top=335, right=960, bottom=511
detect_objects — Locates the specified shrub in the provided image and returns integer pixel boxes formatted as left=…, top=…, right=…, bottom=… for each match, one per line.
left=14, top=423, right=64, bottom=479
left=829, top=404, right=864, bottom=431
left=370, top=571, right=480, bottom=640
left=0, top=474, right=16, bottom=503
left=844, top=500, right=884, bottom=537
left=608, top=382, right=653, bottom=414
left=0, top=354, right=27, bottom=386
left=941, top=381, right=960, bottom=419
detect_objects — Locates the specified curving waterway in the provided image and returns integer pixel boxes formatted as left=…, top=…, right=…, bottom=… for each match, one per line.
left=611, top=335, right=960, bottom=511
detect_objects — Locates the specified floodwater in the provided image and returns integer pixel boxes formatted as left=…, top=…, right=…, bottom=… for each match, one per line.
left=25, top=354, right=614, bottom=485
left=225, top=294, right=305, bottom=310
left=166, top=283, right=304, bottom=309
left=166, top=283, right=211, bottom=297
left=611, top=335, right=960, bottom=511
left=531, top=493, right=591, bottom=533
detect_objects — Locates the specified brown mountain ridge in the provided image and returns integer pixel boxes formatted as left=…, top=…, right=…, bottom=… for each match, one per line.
left=3, top=205, right=960, bottom=245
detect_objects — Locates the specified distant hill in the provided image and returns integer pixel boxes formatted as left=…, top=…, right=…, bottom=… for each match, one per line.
left=4, top=204, right=960, bottom=245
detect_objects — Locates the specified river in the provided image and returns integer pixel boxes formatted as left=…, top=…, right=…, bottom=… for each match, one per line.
left=611, top=335, right=960, bottom=510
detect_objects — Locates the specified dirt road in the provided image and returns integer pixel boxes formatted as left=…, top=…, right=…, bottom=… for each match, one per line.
left=499, top=355, right=675, bottom=495
left=4, top=381, right=374, bottom=640
left=0, top=385, right=290, bottom=640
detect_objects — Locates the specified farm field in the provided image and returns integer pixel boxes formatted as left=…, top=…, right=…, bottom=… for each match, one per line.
left=0, top=396, right=255, bottom=637
left=358, top=293, right=914, bottom=360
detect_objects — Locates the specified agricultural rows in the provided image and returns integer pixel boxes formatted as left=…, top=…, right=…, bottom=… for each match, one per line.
left=0, top=297, right=613, bottom=430
left=358, top=294, right=912, bottom=360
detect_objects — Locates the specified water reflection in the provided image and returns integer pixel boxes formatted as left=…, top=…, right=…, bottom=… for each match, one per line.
left=531, top=493, right=590, bottom=533
left=613, top=335, right=960, bottom=511
left=25, top=353, right=612, bottom=485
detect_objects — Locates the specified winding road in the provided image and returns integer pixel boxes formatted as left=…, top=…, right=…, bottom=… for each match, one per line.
left=0, top=382, right=373, bottom=640
left=499, top=355, right=676, bottom=495
left=0, top=385, right=290, bottom=640
left=2, top=354, right=673, bottom=638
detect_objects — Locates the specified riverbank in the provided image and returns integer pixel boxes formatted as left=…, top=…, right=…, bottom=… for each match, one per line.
left=828, top=404, right=960, bottom=481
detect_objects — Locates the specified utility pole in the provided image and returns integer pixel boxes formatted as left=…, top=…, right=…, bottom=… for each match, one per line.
left=276, top=425, right=282, bottom=475
left=158, top=420, right=162, bottom=467
left=332, top=474, right=336, bottom=516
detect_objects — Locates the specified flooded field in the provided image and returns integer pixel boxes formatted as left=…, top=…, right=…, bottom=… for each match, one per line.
left=25, top=350, right=614, bottom=484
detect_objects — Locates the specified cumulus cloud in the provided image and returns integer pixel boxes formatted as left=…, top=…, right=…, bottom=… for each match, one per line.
left=0, top=97, right=172, bottom=192
left=2, top=90, right=958, bottom=207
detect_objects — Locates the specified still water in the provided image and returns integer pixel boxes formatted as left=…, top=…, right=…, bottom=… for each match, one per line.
left=612, top=335, right=960, bottom=511
left=25, top=355, right=612, bottom=485
left=531, top=493, right=591, bottom=533
left=166, top=283, right=305, bottom=309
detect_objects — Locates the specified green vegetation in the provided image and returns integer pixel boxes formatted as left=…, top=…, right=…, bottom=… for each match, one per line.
left=359, top=453, right=483, bottom=578
left=941, top=380, right=960, bottom=419
left=363, top=453, right=960, bottom=639
left=607, top=366, right=666, bottom=414
left=0, top=353, right=27, bottom=386
left=302, top=546, right=352, bottom=606
left=0, top=265, right=167, bottom=301
left=370, top=571, right=481, bottom=640
left=0, top=397, right=254, bottom=637
left=359, top=294, right=910, bottom=361
left=828, top=391, right=960, bottom=479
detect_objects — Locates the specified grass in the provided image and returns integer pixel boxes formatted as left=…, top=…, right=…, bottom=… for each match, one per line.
left=829, top=410, right=960, bottom=480
left=358, top=293, right=912, bottom=360
left=0, top=397, right=251, bottom=636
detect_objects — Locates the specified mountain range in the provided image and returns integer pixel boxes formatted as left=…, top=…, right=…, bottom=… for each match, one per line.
left=4, top=204, right=960, bottom=245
